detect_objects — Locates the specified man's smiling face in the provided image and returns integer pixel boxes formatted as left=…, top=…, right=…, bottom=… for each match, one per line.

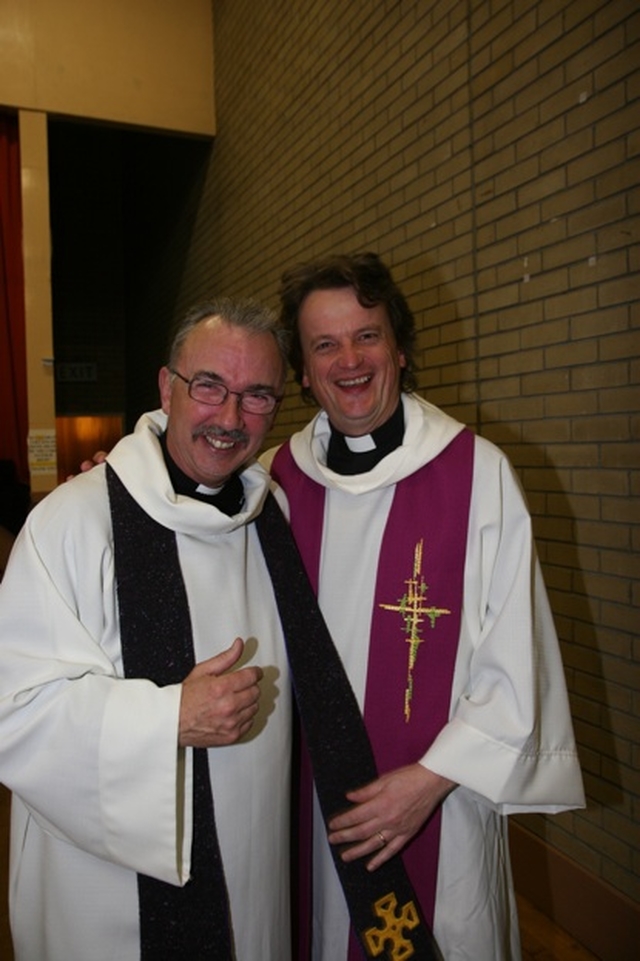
left=299, top=287, right=406, bottom=437
left=159, top=316, right=284, bottom=487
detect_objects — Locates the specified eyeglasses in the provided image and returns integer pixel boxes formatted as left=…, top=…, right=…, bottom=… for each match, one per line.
left=170, top=369, right=282, bottom=415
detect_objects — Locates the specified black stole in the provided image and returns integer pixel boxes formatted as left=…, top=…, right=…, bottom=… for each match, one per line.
left=107, top=464, right=234, bottom=959
left=256, top=492, right=444, bottom=961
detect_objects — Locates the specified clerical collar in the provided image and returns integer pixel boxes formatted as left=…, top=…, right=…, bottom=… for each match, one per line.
left=159, top=432, right=245, bottom=516
left=326, top=401, right=405, bottom=475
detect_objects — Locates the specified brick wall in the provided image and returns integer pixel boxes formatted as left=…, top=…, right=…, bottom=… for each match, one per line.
left=174, top=0, right=639, bottom=908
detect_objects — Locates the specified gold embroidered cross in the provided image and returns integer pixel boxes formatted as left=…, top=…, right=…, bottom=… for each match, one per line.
left=379, top=539, right=450, bottom=722
left=363, top=891, right=420, bottom=960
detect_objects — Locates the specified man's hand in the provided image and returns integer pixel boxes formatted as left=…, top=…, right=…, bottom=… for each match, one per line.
left=80, top=450, right=108, bottom=471
left=327, top=763, right=457, bottom=871
left=66, top=450, right=108, bottom=480
left=179, top=638, right=263, bottom=747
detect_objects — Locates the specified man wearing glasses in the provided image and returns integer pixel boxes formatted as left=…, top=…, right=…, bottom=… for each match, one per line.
left=0, top=299, right=292, bottom=960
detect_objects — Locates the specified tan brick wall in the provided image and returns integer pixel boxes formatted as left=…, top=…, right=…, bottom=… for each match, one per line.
left=177, top=0, right=639, bottom=906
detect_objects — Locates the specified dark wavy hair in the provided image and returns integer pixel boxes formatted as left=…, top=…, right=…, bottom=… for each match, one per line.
left=278, top=251, right=417, bottom=402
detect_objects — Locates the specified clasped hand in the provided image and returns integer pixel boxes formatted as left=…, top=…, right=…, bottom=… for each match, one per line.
left=179, top=637, right=263, bottom=747
left=327, top=763, right=457, bottom=871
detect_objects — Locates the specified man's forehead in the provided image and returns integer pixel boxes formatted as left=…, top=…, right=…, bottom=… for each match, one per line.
left=187, top=314, right=228, bottom=339
left=301, top=286, right=387, bottom=311
left=177, top=315, right=224, bottom=352
left=182, top=317, right=267, bottom=353
left=181, top=320, right=284, bottom=382
left=299, top=294, right=392, bottom=334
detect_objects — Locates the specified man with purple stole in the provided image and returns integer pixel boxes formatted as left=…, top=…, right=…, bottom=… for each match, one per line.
left=267, top=252, right=585, bottom=961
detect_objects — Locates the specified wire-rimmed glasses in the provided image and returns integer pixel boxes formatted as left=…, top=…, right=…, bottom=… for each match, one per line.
left=170, top=369, right=282, bottom=415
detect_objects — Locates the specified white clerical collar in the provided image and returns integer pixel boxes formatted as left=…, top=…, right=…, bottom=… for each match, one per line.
left=344, top=433, right=377, bottom=453
left=196, top=483, right=224, bottom=495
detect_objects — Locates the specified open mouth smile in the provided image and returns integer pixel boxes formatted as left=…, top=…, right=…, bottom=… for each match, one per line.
left=204, top=435, right=236, bottom=450
left=195, top=426, right=249, bottom=451
left=336, top=374, right=372, bottom=388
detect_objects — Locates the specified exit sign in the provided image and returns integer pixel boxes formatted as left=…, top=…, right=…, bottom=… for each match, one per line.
left=56, top=362, right=98, bottom=383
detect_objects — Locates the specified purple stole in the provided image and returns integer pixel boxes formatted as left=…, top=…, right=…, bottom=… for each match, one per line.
left=272, top=427, right=474, bottom=958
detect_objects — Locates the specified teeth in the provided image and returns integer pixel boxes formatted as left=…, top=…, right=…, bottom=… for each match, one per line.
left=205, top=436, right=235, bottom=450
left=338, top=375, right=371, bottom=387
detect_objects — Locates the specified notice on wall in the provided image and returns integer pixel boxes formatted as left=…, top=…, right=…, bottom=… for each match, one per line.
left=28, top=429, right=58, bottom=475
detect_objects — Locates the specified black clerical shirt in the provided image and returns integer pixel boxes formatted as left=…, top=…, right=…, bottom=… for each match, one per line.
left=159, top=432, right=245, bottom=516
left=326, top=401, right=405, bottom=475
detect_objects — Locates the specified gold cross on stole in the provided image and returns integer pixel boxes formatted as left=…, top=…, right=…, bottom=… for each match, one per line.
left=378, top=539, right=450, bottom=722
left=363, top=892, right=420, bottom=960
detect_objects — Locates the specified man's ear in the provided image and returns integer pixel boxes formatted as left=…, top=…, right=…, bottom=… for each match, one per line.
left=158, top=367, right=173, bottom=414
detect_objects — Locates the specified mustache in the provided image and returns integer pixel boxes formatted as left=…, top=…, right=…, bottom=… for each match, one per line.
left=193, top=424, right=249, bottom=445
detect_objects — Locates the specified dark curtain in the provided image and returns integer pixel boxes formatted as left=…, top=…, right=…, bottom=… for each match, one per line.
left=0, top=113, right=29, bottom=488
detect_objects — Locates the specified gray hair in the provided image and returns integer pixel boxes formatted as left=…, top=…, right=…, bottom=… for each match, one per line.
left=168, top=297, right=290, bottom=377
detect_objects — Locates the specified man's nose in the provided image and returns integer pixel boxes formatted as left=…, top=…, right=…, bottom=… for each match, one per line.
left=214, top=391, right=245, bottom=428
left=337, top=342, right=363, bottom=368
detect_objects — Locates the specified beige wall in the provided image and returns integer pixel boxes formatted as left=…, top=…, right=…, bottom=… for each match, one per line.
left=0, top=0, right=215, bottom=135
left=161, top=0, right=637, bottom=954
